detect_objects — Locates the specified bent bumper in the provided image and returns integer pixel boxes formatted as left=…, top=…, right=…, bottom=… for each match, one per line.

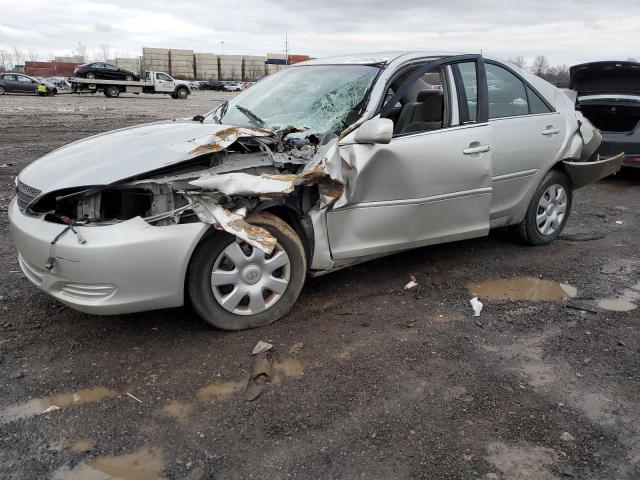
left=8, top=198, right=209, bottom=315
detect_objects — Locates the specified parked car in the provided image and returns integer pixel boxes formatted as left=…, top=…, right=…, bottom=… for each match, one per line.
left=224, top=82, right=243, bottom=91
left=73, top=62, right=140, bottom=81
left=9, top=52, right=622, bottom=330
left=202, top=80, right=225, bottom=91
left=570, top=61, right=640, bottom=168
left=0, top=73, right=57, bottom=95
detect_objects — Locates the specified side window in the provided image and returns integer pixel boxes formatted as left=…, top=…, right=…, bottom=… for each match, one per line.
left=456, top=62, right=478, bottom=122
left=156, top=73, right=172, bottom=81
left=17, top=76, right=32, bottom=83
left=486, top=63, right=529, bottom=119
left=105, top=64, right=117, bottom=70
left=382, top=67, right=448, bottom=136
left=527, top=86, right=552, bottom=114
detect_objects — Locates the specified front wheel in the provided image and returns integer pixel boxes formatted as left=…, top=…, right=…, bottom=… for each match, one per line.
left=0, top=86, right=6, bottom=95
left=175, top=88, right=189, bottom=99
left=515, top=170, right=572, bottom=245
left=86, top=72, right=96, bottom=79
left=124, top=74, right=134, bottom=81
left=188, top=213, right=307, bottom=330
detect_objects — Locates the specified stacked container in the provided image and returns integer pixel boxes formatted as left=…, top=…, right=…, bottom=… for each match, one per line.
left=169, top=49, right=195, bottom=79
left=194, top=53, right=219, bottom=80
left=242, top=55, right=266, bottom=81
left=115, top=57, right=140, bottom=74
left=288, top=54, right=311, bottom=65
left=141, top=48, right=170, bottom=75
left=55, top=56, right=85, bottom=63
left=219, top=55, right=243, bottom=81
left=266, top=53, right=288, bottom=65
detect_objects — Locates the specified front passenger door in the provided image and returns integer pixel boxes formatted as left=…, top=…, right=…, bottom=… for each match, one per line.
left=327, top=58, right=494, bottom=259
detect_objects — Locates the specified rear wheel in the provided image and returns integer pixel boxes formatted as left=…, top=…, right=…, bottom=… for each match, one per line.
left=188, top=213, right=307, bottom=330
left=0, top=86, right=6, bottom=95
left=105, top=86, right=120, bottom=98
left=86, top=72, right=96, bottom=79
left=516, top=170, right=572, bottom=245
left=124, top=74, right=134, bottom=81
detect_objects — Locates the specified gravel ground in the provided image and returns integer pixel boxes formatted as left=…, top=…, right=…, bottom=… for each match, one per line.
left=0, top=90, right=639, bottom=480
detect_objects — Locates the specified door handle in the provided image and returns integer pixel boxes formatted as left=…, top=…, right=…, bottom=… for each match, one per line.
left=542, top=126, right=560, bottom=136
left=463, top=144, right=491, bottom=155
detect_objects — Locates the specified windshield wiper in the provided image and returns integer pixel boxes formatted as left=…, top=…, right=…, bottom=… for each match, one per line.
left=236, top=105, right=266, bottom=128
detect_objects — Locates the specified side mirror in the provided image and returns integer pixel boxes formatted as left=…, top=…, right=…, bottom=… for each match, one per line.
left=353, top=118, right=393, bottom=144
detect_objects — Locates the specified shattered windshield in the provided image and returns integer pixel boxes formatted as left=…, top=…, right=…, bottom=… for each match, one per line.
left=205, top=65, right=380, bottom=134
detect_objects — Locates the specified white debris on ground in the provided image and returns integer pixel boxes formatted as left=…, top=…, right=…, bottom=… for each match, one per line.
left=252, top=341, right=273, bottom=355
left=470, top=297, right=483, bottom=317
left=404, top=274, right=418, bottom=290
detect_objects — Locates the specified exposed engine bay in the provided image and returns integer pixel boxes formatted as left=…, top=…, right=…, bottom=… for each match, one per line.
left=26, top=126, right=347, bottom=254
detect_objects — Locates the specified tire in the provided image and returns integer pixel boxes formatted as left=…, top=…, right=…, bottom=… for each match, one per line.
left=516, top=169, right=572, bottom=246
left=86, top=73, right=96, bottom=79
left=188, top=212, right=307, bottom=330
left=176, top=88, right=188, bottom=99
left=124, top=74, right=134, bottom=82
left=0, top=86, right=6, bottom=95
left=105, top=86, right=120, bottom=98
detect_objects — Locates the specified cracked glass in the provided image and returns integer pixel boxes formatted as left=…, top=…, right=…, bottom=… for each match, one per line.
left=206, top=65, right=380, bottom=135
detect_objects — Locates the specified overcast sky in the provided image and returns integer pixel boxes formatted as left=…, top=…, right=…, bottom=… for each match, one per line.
left=1, top=0, right=638, bottom=66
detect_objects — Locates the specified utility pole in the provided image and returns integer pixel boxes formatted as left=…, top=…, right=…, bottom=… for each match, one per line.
left=284, top=34, right=290, bottom=64
left=220, top=41, right=224, bottom=56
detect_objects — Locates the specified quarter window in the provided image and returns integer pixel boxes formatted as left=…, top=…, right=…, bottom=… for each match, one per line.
left=527, top=86, right=552, bottom=114
left=486, top=63, right=529, bottom=119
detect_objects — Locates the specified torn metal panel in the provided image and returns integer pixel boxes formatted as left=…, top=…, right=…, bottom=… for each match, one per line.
left=171, top=126, right=275, bottom=157
left=190, top=172, right=294, bottom=196
left=187, top=134, right=347, bottom=208
left=183, top=193, right=277, bottom=254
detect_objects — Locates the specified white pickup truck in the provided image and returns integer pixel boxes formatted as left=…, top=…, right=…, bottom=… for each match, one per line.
left=69, top=71, right=192, bottom=99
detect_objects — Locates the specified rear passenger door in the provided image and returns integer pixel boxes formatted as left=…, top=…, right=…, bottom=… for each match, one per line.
left=484, top=62, right=565, bottom=223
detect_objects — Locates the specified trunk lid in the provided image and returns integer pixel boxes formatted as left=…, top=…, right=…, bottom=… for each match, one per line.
left=570, top=61, right=640, bottom=95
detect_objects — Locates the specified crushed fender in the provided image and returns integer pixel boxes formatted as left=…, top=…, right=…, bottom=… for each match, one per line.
left=183, top=192, right=278, bottom=254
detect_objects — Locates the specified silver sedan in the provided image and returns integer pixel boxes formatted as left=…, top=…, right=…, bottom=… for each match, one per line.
left=9, top=52, right=622, bottom=330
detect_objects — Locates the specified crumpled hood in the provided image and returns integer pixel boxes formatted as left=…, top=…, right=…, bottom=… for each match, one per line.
left=18, top=120, right=273, bottom=194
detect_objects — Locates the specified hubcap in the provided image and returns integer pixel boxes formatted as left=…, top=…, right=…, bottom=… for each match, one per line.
left=536, top=184, right=567, bottom=236
left=211, top=242, right=290, bottom=316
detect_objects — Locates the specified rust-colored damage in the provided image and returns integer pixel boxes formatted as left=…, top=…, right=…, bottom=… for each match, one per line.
left=190, top=142, right=223, bottom=155
left=185, top=126, right=275, bottom=156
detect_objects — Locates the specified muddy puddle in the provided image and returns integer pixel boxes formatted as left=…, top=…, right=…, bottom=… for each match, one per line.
left=469, top=277, right=577, bottom=301
left=162, top=357, right=305, bottom=423
left=0, top=386, right=119, bottom=423
left=597, top=282, right=640, bottom=312
left=52, top=446, right=164, bottom=480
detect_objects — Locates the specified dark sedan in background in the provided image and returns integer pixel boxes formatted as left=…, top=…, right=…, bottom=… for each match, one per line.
left=0, top=73, right=57, bottom=95
left=571, top=61, right=640, bottom=168
left=73, top=62, right=140, bottom=81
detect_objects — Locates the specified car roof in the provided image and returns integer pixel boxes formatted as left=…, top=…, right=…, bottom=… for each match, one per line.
left=299, top=51, right=461, bottom=66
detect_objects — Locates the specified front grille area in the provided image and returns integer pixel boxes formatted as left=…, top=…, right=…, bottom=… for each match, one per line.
left=16, top=180, right=41, bottom=211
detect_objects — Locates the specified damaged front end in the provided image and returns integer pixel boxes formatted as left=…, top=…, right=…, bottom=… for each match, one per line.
left=24, top=126, right=346, bottom=265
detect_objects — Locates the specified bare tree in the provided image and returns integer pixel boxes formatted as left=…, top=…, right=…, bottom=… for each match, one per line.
left=74, top=42, right=88, bottom=62
left=531, top=55, right=550, bottom=76
left=97, top=44, right=111, bottom=62
left=507, top=56, right=527, bottom=70
left=27, top=49, right=39, bottom=61
left=0, top=49, right=12, bottom=71
left=539, top=64, right=570, bottom=87
left=13, top=46, right=24, bottom=66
